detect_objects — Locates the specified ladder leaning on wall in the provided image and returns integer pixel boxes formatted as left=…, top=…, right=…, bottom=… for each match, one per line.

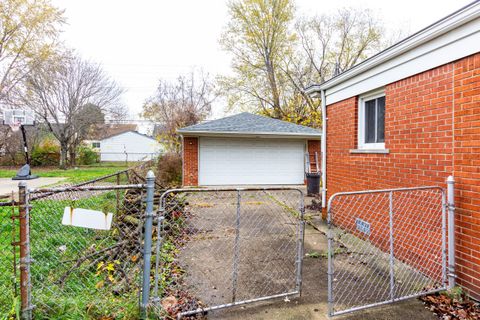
left=305, top=152, right=320, bottom=174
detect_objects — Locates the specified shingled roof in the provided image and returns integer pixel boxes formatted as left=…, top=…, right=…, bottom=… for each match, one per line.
left=178, top=112, right=321, bottom=137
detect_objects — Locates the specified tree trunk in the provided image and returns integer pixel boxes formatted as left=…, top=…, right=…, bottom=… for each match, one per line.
left=69, top=147, right=76, bottom=166
left=265, top=57, right=282, bottom=118
left=60, top=142, right=68, bottom=169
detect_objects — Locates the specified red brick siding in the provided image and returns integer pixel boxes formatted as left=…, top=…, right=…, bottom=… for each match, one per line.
left=307, top=139, right=321, bottom=173
left=453, top=53, right=480, bottom=297
left=182, top=137, right=198, bottom=186
left=307, top=139, right=321, bottom=155
left=326, top=53, right=480, bottom=298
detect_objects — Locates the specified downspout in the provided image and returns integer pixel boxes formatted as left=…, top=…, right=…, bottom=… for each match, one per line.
left=321, top=89, right=327, bottom=208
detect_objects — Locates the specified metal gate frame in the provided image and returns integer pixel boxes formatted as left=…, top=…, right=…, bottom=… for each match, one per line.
left=17, top=180, right=153, bottom=320
left=327, top=184, right=456, bottom=317
left=152, top=187, right=305, bottom=319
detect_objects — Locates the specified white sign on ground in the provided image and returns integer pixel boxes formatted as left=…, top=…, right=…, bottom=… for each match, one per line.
left=62, top=207, right=113, bottom=230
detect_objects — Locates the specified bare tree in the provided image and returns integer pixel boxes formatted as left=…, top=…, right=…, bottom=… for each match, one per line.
left=218, top=3, right=386, bottom=128
left=68, top=103, right=106, bottom=165
left=142, top=71, right=215, bottom=153
left=219, top=0, right=295, bottom=117
left=264, top=7, right=385, bottom=127
left=0, top=0, right=64, bottom=106
left=21, top=52, right=124, bottom=168
left=295, top=8, right=383, bottom=83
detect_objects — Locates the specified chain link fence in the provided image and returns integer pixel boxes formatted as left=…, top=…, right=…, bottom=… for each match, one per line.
left=2, top=174, right=456, bottom=319
left=26, top=183, right=149, bottom=319
left=327, top=186, right=447, bottom=316
left=151, top=188, right=305, bottom=319
left=0, top=194, right=19, bottom=317
left=0, top=163, right=159, bottom=319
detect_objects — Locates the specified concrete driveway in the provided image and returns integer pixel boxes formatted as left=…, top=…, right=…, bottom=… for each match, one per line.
left=209, top=223, right=436, bottom=320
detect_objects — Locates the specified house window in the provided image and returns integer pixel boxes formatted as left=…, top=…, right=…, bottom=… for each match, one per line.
left=358, top=91, right=385, bottom=149
left=92, top=142, right=100, bottom=148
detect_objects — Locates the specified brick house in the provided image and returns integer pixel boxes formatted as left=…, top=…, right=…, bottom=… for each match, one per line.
left=306, top=2, right=480, bottom=299
left=178, top=112, right=321, bottom=186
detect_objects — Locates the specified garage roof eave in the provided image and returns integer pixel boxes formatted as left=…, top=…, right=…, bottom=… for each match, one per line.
left=178, top=130, right=321, bottom=139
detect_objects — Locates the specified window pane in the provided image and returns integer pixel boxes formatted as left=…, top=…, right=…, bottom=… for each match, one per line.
left=365, top=99, right=376, bottom=143
left=377, top=96, right=385, bottom=143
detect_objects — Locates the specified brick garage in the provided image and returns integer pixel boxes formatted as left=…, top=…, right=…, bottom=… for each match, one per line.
left=182, top=136, right=199, bottom=186
left=307, top=3, right=480, bottom=299
left=178, top=112, right=321, bottom=186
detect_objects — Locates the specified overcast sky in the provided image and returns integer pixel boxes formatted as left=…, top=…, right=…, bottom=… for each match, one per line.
left=52, top=0, right=472, bottom=119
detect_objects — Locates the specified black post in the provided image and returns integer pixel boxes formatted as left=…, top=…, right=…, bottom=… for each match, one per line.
left=20, top=126, right=31, bottom=174
left=12, top=125, right=38, bottom=180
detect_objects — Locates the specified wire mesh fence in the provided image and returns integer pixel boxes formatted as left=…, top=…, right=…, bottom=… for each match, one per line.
left=0, top=194, right=19, bottom=317
left=151, top=188, right=305, bottom=319
left=327, top=186, right=447, bottom=316
left=0, top=163, right=157, bottom=319
left=26, top=183, right=148, bottom=319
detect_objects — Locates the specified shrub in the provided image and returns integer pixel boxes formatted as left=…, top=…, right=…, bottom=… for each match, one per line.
left=156, top=153, right=182, bottom=187
left=77, top=145, right=99, bottom=165
left=31, top=140, right=60, bottom=166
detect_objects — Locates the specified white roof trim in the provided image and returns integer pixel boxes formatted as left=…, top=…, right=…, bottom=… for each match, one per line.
left=306, top=1, right=480, bottom=104
left=178, top=130, right=321, bottom=139
left=100, top=130, right=157, bottom=142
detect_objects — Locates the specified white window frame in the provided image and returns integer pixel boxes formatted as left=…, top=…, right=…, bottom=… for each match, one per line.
left=358, top=89, right=386, bottom=150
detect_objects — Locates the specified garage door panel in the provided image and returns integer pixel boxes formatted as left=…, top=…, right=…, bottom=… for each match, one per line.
left=199, top=137, right=305, bottom=185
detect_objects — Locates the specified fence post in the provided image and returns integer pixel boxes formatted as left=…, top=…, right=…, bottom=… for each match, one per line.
left=388, top=191, right=396, bottom=301
left=231, top=190, right=241, bottom=303
left=18, top=182, right=32, bottom=320
left=295, top=193, right=305, bottom=294
left=141, top=170, right=155, bottom=317
left=116, top=172, right=120, bottom=214
left=327, top=202, right=333, bottom=316
left=447, top=176, right=456, bottom=289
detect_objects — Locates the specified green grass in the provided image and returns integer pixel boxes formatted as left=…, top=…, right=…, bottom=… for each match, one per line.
left=0, top=164, right=130, bottom=185
left=0, top=191, right=146, bottom=319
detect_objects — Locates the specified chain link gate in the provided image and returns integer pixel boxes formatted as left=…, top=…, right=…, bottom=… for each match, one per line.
left=327, top=186, right=448, bottom=316
left=23, top=182, right=151, bottom=319
left=151, top=187, right=305, bottom=319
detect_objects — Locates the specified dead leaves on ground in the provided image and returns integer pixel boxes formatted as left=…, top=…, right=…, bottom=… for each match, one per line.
left=420, top=292, right=479, bottom=320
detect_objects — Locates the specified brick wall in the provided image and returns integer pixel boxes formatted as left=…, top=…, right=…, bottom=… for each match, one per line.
left=182, top=136, right=198, bottom=186
left=453, top=53, right=480, bottom=297
left=307, top=139, right=321, bottom=173
left=325, top=53, right=480, bottom=298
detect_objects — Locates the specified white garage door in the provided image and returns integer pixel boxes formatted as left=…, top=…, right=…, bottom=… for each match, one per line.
left=199, top=137, right=305, bottom=185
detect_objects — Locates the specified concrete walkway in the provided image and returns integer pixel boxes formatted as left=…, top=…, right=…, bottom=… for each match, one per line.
left=208, top=223, right=436, bottom=320
left=0, top=177, right=66, bottom=197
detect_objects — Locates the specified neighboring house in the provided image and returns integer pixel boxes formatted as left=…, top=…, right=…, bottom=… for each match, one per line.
left=100, top=131, right=163, bottom=162
left=307, top=2, right=480, bottom=299
left=83, top=123, right=138, bottom=151
left=178, top=112, right=321, bottom=186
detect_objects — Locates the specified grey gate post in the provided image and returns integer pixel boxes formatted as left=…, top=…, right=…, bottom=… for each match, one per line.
left=141, top=170, right=155, bottom=317
left=231, top=190, right=241, bottom=303
left=388, top=191, right=396, bottom=301
left=447, top=176, right=456, bottom=289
